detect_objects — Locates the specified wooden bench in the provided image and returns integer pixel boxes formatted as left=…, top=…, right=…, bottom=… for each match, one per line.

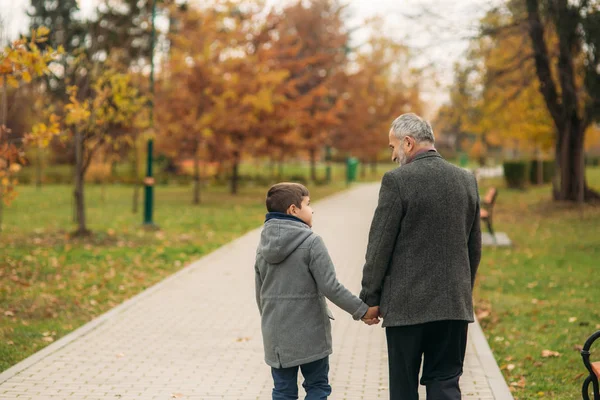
left=582, top=330, right=600, bottom=400
left=480, top=188, right=498, bottom=237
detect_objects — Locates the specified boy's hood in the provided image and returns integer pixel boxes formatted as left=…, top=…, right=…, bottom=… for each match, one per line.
left=258, top=218, right=312, bottom=264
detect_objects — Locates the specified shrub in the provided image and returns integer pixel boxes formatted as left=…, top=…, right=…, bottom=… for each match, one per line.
left=585, top=156, right=600, bottom=167
left=529, top=160, right=555, bottom=184
left=503, top=161, right=530, bottom=189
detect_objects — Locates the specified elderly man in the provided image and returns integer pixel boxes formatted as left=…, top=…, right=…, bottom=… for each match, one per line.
left=360, top=113, right=482, bottom=400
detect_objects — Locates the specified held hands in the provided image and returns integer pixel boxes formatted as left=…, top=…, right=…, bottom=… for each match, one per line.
left=361, top=306, right=381, bottom=326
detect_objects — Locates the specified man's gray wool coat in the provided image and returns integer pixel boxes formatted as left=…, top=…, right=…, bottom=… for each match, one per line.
left=360, top=151, right=482, bottom=327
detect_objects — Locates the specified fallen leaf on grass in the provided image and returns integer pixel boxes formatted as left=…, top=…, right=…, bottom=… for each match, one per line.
left=569, top=317, right=577, bottom=323
left=573, top=373, right=585, bottom=381
left=507, top=364, right=516, bottom=371
left=541, top=350, right=560, bottom=358
left=4, top=310, right=14, bottom=317
left=42, top=337, right=54, bottom=343
left=574, top=345, right=583, bottom=352
left=510, top=376, right=526, bottom=388
left=476, top=310, right=490, bottom=320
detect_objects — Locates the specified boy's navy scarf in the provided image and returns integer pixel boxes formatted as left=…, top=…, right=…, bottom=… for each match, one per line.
left=265, top=212, right=309, bottom=227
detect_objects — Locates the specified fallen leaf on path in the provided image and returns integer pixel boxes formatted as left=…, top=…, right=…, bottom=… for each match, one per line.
left=541, top=350, right=560, bottom=358
left=236, top=337, right=251, bottom=342
left=171, top=393, right=184, bottom=398
left=116, top=353, right=125, bottom=358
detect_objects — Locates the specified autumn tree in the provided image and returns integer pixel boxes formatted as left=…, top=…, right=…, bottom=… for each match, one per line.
left=0, top=28, right=62, bottom=231
left=267, top=0, right=350, bottom=182
left=336, top=24, right=421, bottom=171
left=210, top=2, right=290, bottom=194
left=28, top=0, right=86, bottom=99
left=155, top=3, right=228, bottom=204
left=64, top=66, right=148, bottom=235
left=452, top=0, right=600, bottom=201
left=525, top=0, right=600, bottom=201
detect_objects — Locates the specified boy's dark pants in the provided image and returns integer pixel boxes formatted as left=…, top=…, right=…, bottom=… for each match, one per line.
left=271, top=356, right=331, bottom=400
left=386, top=320, right=468, bottom=400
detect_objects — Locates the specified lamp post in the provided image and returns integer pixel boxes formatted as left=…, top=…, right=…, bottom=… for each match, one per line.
left=143, top=0, right=157, bottom=227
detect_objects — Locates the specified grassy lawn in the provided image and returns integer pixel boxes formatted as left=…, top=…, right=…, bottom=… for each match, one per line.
left=474, top=167, right=600, bottom=399
left=0, top=163, right=386, bottom=373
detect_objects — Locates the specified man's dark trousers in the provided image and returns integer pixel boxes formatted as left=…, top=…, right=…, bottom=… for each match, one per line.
left=386, top=320, right=468, bottom=400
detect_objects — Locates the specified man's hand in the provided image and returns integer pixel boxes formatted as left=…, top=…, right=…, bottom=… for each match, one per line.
left=361, top=306, right=380, bottom=325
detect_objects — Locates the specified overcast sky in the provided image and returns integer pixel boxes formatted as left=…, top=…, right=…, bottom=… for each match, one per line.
left=0, top=0, right=497, bottom=111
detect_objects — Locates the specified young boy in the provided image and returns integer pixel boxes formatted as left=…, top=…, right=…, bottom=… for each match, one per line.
left=255, top=182, right=379, bottom=400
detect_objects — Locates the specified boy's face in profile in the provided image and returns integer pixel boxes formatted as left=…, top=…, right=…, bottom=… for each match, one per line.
left=288, top=196, right=313, bottom=227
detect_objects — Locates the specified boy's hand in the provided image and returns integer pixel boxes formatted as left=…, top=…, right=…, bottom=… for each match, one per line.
left=361, top=306, right=380, bottom=325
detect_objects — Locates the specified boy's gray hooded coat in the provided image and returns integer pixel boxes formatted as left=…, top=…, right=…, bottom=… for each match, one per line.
left=255, top=218, right=368, bottom=368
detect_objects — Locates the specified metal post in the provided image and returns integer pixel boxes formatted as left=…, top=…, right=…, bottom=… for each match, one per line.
left=143, top=0, right=157, bottom=226
left=325, top=145, right=332, bottom=183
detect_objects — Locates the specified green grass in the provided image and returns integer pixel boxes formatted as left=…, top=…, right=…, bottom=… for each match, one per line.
left=0, top=164, right=387, bottom=373
left=474, top=167, right=600, bottom=399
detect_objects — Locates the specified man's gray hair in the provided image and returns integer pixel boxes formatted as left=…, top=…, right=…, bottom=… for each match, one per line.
left=390, top=113, right=435, bottom=144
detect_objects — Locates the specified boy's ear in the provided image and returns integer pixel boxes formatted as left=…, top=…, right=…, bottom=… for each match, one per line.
left=286, top=204, right=295, bottom=215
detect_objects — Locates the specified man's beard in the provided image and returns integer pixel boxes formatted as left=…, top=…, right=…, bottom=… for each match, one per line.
left=396, top=151, right=407, bottom=166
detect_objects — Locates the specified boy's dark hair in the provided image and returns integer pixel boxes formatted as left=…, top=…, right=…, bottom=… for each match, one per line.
left=266, top=183, right=310, bottom=213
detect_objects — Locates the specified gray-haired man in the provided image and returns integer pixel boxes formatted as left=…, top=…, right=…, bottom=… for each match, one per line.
left=359, top=113, right=482, bottom=400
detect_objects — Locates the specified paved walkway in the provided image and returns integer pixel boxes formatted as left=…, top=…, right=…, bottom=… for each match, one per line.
left=0, top=183, right=513, bottom=400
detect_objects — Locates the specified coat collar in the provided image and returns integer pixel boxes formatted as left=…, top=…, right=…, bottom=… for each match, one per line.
left=265, top=212, right=310, bottom=227
left=408, top=149, right=441, bottom=164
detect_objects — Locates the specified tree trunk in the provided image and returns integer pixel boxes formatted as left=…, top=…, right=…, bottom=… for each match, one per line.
left=360, top=160, right=367, bottom=179
left=270, top=157, right=276, bottom=180
left=309, top=148, right=317, bottom=182
left=72, top=165, right=77, bottom=222
left=193, top=146, right=201, bottom=204
left=0, top=186, right=3, bottom=233
left=0, top=84, right=5, bottom=231
left=231, top=151, right=240, bottom=195
left=73, top=128, right=89, bottom=236
left=36, top=146, right=43, bottom=189
left=371, top=160, right=377, bottom=175
left=556, top=124, right=590, bottom=202
left=278, top=156, right=284, bottom=179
